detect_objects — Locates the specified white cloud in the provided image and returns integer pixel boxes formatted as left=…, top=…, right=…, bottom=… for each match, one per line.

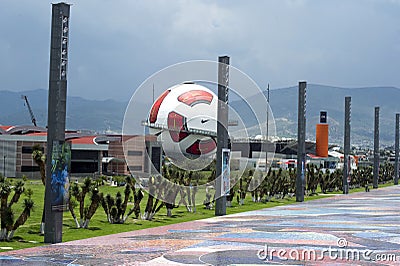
left=0, top=0, right=399, bottom=100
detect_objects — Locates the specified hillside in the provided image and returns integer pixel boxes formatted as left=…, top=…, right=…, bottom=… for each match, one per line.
left=0, top=89, right=126, bottom=133
left=268, top=84, right=400, bottom=146
left=1, top=85, right=399, bottom=147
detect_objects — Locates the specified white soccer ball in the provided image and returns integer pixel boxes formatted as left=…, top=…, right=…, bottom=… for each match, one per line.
left=148, top=83, right=218, bottom=170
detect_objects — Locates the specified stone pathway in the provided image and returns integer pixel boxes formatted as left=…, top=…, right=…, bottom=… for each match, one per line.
left=1, top=186, right=400, bottom=265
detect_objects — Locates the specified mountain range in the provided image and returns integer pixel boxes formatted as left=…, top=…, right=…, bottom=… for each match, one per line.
left=1, top=85, right=399, bottom=147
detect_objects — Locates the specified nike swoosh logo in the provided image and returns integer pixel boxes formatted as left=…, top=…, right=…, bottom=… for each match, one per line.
left=201, top=119, right=210, bottom=123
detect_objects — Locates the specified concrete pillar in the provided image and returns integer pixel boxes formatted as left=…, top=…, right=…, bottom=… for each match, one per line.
left=394, top=113, right=399, bottom=185
left=373, top=107, right=380, bottom=189
left=343, top=97, right=351, bottom=194
left=215, top=56, right=230, bottom=216
left=44, top=2, right=70, bottom=244
left=296, top=81, right=306, bottom=202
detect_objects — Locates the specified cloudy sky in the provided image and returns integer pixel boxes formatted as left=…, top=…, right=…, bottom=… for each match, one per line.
left=1, top=0, right=399, bottom=101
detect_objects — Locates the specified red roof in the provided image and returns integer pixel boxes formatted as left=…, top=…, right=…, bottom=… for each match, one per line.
left=307, top=153, right=327, bottom=159
left=25, top=132, right=47, bottom=136
left=24, top=132, right=97, bottom=145
left=69, top=136, right=96, bottom=145
left=0, top=125, right=13, bottom=131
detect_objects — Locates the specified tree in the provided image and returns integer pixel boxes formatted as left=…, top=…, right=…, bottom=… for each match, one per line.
left=238, top=169, right=252, bottom=205
left=82, top=188, right=102, bottom=228
left=143, top=176, right=156, bottom=220
left=68, top=197, right=80, bottom=228
left=102, top=176, right=144, bottom=224
left=7, top=199, right=34, bottom=240
left=71, top=177, right=93, bottom=226
left=32, top=144, right=46, bottom=186
left=306, top=164, right=319, bottom=195
left=32, top=144, right=46, bottom=234
left=0, top=177, right=34, bottom=241
left=70, top=178, right=102, bottom=228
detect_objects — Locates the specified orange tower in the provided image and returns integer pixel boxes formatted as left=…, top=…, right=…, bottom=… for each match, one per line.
left=316, top=111, right=329, bottom=157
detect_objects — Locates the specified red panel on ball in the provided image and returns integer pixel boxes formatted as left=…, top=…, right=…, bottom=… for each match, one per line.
left=178, top=90, right=213, bottom=106
left=168, top=111, right=188, bottom=142
left=186, top=138, right=216, bottom=155
left=149, top=89, right=170, bottom=123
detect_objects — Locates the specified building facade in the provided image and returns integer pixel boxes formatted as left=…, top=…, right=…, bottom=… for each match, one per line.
left=0, top=125, right=159, bottom=179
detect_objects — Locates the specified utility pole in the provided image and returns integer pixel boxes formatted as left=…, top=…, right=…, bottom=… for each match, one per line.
left=215, top=56, right=230, bottom=216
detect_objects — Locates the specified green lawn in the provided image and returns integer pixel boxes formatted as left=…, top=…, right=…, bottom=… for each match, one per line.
left=1, top=178, right=393, bottom=252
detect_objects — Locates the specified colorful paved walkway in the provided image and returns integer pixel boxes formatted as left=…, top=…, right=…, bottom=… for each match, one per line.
left=1, top=185, right=400, bottom=265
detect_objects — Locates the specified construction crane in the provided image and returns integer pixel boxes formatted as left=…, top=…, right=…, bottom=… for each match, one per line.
left=21, top=95, right=37, bottom=126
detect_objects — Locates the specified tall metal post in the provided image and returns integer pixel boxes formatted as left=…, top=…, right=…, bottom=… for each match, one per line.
left=215, top=56, right=230, bottom=216
left=395, top=113, right=399, bottom=185
left=343, top=97, right=351, bottom=194
left=265, top=84, right=270, bottom=171
left=373, top=106, right=380, bottom=189
left=296, top=81, right=306, bottom=202
left=44, top=3, right=70, bottom=243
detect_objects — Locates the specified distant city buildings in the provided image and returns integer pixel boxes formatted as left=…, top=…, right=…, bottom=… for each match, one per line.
left=0, top=124, right=393, bottom=179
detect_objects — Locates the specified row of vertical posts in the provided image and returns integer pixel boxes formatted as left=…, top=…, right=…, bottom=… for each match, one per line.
left=297, top=83, right=400, bottom=202
left=43, top=1, right=400, bottom=240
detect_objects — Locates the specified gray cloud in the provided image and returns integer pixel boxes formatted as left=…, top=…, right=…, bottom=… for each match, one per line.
left=0, top=0, right=399, bottom=100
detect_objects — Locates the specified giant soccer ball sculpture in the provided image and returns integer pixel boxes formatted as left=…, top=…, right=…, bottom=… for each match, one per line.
left=147, top=83, right=218, bottom=170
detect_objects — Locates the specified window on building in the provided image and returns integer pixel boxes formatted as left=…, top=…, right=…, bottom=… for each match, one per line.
left=22, top=146, right=44, bottom=154
left=21, top=165, right=40, bottom=172
left=71, top=150, right=98, bottom=160
left=71, top=161, right=97, bottom=174
left=129, top=165, right=142, bottom=171
left=128, top=150, right=143, bottom=156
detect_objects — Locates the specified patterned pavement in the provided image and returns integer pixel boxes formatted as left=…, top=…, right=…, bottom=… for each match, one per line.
left=1, top=185, right=400, bottom=265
